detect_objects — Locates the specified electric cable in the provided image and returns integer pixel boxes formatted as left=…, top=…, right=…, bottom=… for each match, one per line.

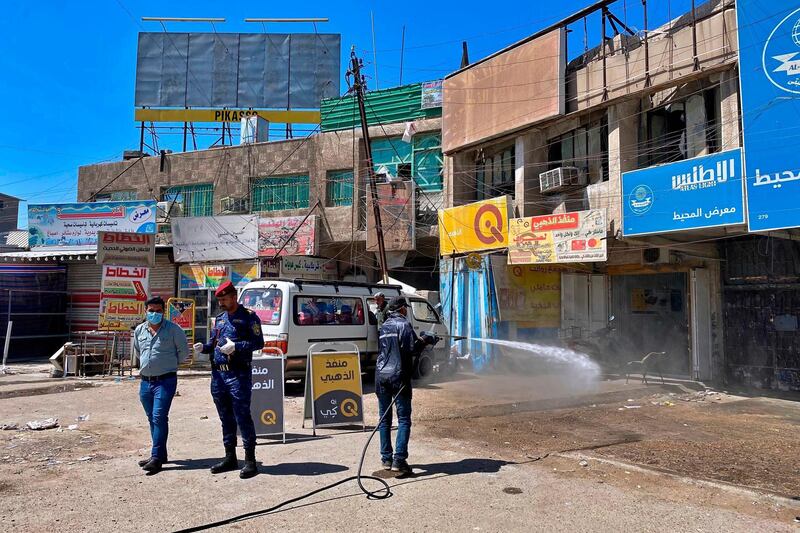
left=173, top=384, right=407, bottom=533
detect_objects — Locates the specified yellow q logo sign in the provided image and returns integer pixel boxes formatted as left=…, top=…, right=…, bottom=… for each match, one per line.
left=260, top=409, right=277, bottom=425
left=341, top=398, right=359, bottom=418
left=473, top=204, right=505, bottom=245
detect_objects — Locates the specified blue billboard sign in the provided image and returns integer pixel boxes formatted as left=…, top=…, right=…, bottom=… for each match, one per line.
left=738, top=2, right=800, bottom=232
left=28, top=201, right=157, bottom=249
left=622, top=149, right=745, bottom=237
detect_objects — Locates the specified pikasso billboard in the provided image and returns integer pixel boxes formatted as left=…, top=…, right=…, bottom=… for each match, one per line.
left=438, top=196, right=511, bottom=256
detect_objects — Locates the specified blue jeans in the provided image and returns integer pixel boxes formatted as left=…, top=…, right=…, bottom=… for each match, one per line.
left=376, top=389, right=412, bottom=462
left=139, top=375, right=178, bottom=461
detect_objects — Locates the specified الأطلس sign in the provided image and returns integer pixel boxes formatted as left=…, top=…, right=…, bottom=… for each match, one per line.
left=737, top=1, right=800, bottom=231
left=249, top=356, right=285, bottom=441
left=508, top=209, right=607, bottom=265
left=308, top=351, right=364, bottom=430
left=96, top=231, right=156, bottom=266
left=621, top=149, right=744, bottom=236
left=98, top=265, right=149, bottom=330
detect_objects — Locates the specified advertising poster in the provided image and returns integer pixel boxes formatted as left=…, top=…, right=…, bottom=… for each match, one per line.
left=231, top=263, right=259, bottom=288
left=508, top=210, right=606, bottom=265
left=179, top=265, right=206, bottom=290
left=171, top=215, right=259, bottom=262
left=367, top=182, right=416, bottom=252
left=439, top=196, right=510, bottom=256
left=250, top=356, right=285, bottom=439
left=258, top=216, right=317, bottom=257
left=96, top=231, right=156, bottom=266
left=98, top=265, right=150, bottom=330
left=491, top=257, right=561, bottom=327
left=28, top=201, right=156, bottom=249
left=621, top=149, right=744, bottom=236
left=309, top=351, right=364, bottom=428
left=421, top=80, right=444, bottom=109
left=738, top=2, right=800, bottom=231
left=204, top=265, right=229, bottom=289
left=167, top=298, right=195, bottom=343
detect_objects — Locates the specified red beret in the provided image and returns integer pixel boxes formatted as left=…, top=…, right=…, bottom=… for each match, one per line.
left=215, top=281, right=236, bottom=298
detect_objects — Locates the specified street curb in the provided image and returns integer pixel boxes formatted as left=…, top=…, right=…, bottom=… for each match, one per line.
left=555, top=451, right=800, bottom=509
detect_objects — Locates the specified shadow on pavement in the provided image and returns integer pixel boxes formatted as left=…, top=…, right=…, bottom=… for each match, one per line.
left=399, top=458, right=511, bottom=479
left=262, top=462, right=349, bottom=476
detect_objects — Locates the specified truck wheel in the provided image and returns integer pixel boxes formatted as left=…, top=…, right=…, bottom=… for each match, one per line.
left=413, top=353, right=434, bottom=380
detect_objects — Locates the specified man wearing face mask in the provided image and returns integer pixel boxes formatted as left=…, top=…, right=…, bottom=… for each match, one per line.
left=193, top=281, right=263, bottom=479
left=133, top=296, right=189, bottom=475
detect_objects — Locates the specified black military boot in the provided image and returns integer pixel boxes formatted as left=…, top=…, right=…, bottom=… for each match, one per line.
left=239, top=448, right=258, bottom=479
left=210, top=446, right=238, bottom=474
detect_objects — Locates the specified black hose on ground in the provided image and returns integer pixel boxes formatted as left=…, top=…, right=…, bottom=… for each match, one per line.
left=174, top=385, right=406, bottom=533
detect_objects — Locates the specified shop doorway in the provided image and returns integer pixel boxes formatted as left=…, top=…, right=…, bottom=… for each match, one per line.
left=611, top=273, right=690, bottom=376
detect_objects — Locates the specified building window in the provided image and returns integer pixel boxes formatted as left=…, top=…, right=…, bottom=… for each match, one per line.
left=251, top=175, right=310, bottom=212
left=547, top=118, right=609, bottom=183
left=642, top=87, right=720, bottom=167
left=326, top=170, right=354, bottom=207
left=94, top=190, right=138, bottom=202
left=476, top=145, right=515, bottom=200
left=371, top=132, right=444, bottom=192
left=161, top=184, right=213, bottom=217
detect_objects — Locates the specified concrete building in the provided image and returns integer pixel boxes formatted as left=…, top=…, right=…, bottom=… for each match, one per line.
left=440, top=0, right=800, bottom=390
left=75, top=82, right=444, bottom=339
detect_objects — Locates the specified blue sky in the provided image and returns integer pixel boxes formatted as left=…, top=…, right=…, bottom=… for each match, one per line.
left=0, top=0, right=686, bottom=227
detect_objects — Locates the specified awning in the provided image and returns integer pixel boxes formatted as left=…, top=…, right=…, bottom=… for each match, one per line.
left=0, top=249, right=97, bottom=262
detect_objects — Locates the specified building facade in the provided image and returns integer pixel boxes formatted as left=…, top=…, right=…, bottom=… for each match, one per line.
left=440, top=0, right=800, bottom=390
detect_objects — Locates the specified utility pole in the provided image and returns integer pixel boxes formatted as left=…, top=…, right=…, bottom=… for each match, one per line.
left=349, top=46, right=389, bottom=284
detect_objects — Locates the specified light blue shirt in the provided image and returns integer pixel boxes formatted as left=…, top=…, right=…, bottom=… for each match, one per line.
left=133, top=320, right=189, bottom=377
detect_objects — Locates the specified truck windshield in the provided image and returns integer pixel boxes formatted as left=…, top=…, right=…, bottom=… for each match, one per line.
left=239, top=288, right=283, bottom=325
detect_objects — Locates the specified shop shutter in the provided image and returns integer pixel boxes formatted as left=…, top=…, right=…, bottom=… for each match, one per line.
left=66, top=260, right=102, bottom=332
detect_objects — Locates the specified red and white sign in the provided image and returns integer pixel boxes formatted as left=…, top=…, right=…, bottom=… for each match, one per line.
left=258, top=216, right=316, bottom=257
left=96, top=231, right=156, bottom=266
left=98, top=265, right=150, bottom=330
left=508, top=209, right=607, bottom=265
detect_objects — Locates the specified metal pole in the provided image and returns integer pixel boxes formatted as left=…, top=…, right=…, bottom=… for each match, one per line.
left=371, top=12, right=379, bottom=90
left=350, top=47, right=389, bottom=284
left=642, top=0, right=651, bottom=87
left=139, top=121, right=145, bottom=153
left=691, top=0, right=699, bottom=71
left=399, top=25, right=406, bottom=86
left=601, top=8, right=609, bottom=101
left=1, top=290, right=11, bottom=371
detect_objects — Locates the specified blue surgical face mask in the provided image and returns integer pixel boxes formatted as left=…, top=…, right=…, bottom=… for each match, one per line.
left=147, top=311, right=163, bottom=325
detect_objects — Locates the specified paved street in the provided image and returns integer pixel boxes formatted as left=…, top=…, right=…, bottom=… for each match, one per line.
left=1, top=367, right=798, bottom=532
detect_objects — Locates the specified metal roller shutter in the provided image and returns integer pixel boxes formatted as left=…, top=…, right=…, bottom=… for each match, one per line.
left=151, top=251, right=176, bottom=300
left=66, top=260, right=102, bottom=332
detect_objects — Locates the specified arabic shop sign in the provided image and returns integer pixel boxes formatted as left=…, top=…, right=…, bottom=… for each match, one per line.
left=738, top=2, right=800, bottom=231
left=28, top=201, right=156, bottom=249
left=98, top=265, right=149, bottom=331
left=622, top=149, right=744, bottom=237
left=308, top=351, right=364, bottom=429
left=508, top=209, right=607, bottom=264
left=250, top=356, right=285, bottom=439
left=491, top=257, right=561, bottom=327
left=258, top=215, right=317, bottom=257
left=439, top=196, right=511, bottom=256
left=96, top=231, right=156, bottom=266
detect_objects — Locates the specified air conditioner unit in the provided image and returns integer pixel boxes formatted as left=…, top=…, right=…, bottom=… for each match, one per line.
left=538, top=166, right=586, bottom=195
left=220, top=196, right=249, bottom=213
left=641, top=247, right=671, bottom=265
left=157, top=201, right=183, bottom=221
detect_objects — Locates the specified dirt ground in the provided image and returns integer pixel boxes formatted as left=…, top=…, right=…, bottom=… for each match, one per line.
left=416, top=382, right=800, bottom=497
left=1, top=366, right=799, bottom=531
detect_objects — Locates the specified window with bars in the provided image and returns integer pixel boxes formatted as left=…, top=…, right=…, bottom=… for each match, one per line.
left=251, top=175, right=310, bottom=212
left=161, top=184, right=214, bottom=217
left=326, top=170, right=354, bottom=207
left=370, top=132, right=444, bottom=192
left=476, top=145, right=515, bottom=200
left=94, top=190, right=138, bottom=202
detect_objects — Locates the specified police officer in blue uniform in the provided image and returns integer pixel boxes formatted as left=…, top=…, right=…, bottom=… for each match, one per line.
left=194, top=281, right=263, bottom=479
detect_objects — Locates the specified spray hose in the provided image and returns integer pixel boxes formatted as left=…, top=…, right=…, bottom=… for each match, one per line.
left=174, top=384, right=407, bottom=533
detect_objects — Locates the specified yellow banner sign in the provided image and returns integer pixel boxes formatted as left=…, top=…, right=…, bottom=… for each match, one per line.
left=491, top=256, right=561, bottom=327
left=134, top=108, right=321, bottom=124
left=439, top=196, right=510, bottom=256
left=508, top=210, right=607, bottom=265
left=309, top=351, right=364, bottom=428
